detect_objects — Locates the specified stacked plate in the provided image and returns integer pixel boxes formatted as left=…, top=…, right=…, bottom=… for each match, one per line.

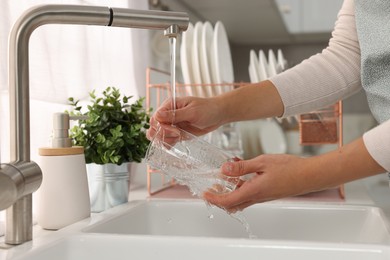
left=180, top=21, right=234, bottom=97
left=248, top=49, right=287, bottom=83
left=248, top=49, right=289, bottom=154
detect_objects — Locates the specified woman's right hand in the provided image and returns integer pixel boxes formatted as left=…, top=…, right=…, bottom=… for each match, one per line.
left=146, top=96, right=225, bottom=140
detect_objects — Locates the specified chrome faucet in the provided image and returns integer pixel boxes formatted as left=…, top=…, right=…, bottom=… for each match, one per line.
left=0, top=4, right=188, bottom=245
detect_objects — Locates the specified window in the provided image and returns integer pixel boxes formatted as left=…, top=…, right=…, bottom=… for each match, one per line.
left=0, top=0, right=149, bottom=236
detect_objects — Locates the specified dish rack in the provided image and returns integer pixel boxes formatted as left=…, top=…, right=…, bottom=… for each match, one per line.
left=146, top=67, right=247, bottom=195
left=298, top=101, right=344, bottom=198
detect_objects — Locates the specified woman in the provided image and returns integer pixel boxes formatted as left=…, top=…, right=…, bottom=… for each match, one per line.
left=147, top=0, right=389, bottom=212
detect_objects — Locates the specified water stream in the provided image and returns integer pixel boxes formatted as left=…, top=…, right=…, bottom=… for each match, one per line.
left=204, top=202, right=257, bottom=239
left=166, top=34, right=255, bottom=239
left=168, top=36, right=177, bottom=123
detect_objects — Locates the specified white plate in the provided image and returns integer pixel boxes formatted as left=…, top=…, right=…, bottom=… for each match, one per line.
left=267, top=49, right=278, bottom=78
left=200, top=21, right=215, bottom=97
left=209, top=41, right=223, bottom=96
left=249, top=50, right=259, bottom=83
left=211, top=21, right=234, bottom=94
left=277, top=48, right=287, bottom=72
left=191, top=21, right=205, bottom=97
left=248, top=64, right=258, bottom=84
left=180, top=22, right=194, bottom=96
left=258, top=49, right=268, bottom=81
left=0, top=220, right=4, bottom=237
left=258, top=119, right=287, bottom=154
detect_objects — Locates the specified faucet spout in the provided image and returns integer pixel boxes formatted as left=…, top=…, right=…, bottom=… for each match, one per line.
left=1, top=4, right=188, bottom=245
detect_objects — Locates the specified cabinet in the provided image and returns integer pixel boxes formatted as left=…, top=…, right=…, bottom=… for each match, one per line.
left=276, top=0, right=343, bottom=34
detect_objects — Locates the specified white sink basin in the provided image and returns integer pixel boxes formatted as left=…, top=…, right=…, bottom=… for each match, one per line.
left=85, top=200, right=390, bottom=244
left=9, top=199, right=390, bottom=260
left=14, top=233, right=390, bottom=260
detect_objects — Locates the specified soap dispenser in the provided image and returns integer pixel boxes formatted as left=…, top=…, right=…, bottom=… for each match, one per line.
left=37, top=112, right=90, bottom=230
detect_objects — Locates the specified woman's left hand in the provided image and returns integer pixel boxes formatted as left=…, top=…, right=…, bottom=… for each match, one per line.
left=203, top=154, right=311, bottom=212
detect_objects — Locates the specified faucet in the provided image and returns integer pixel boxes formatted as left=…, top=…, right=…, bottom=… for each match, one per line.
left=0, top=4, right=188, bottom=245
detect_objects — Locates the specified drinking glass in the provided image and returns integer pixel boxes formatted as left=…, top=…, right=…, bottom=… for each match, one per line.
left=145, top=125, right=240, bottom=196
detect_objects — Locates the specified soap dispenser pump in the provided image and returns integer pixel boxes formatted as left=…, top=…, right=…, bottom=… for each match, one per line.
left=51, top=112, right=74, bottom=148
left=37, top=112, right=90, bottom=230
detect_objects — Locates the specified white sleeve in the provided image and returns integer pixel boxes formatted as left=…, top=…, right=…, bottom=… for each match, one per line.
left=270, top=0, right=361, bottom=117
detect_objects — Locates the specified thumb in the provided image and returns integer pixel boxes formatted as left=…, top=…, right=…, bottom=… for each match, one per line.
left=221, top=158, right=262, bottom=177
left=155, top=106, right=189, bottom=125
left=155, top=109, right=174, bottom=124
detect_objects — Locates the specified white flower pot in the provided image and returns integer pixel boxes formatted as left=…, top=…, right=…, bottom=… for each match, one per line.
left=86, top=163, right=130, bottom=212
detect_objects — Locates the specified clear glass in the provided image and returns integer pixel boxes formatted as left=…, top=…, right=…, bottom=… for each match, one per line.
left=205, top=122, right=244, bottom=158
left=146, top=125, right=240, bottom=196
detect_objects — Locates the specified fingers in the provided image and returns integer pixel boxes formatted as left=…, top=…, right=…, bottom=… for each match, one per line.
left=155, top=108, right=175, bottom=124
left=227, top=200, right=256, bottom=213
left=146, top=122, right=183, bottom=147
left=154, top=97, right=193, bottom=125
left=221, top=157, right=264, bottom=177
left=203, top=166, right=265, bottom=212
left=146, top=117, right=159, bottom=140
left=203, top=186, right=250, bottom=211
left=149, top=99, right=177, bottom=125
left=203, top=188, right=260, bottom=213
left=202, top=191, right=234, bottom=210
left=147, top=96, right=221, bottom=139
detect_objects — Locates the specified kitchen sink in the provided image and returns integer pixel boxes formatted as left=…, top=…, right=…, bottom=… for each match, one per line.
left=9, top=199, right=390, bottom=260
left=84, top=200, right=390, bottom=244
left=13, top=233, right=390, bottom=260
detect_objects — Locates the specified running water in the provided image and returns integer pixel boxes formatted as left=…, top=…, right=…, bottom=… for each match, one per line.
left=168, top=36, right=177, bottom=123
left=230, top=211, right=257, bottom=239
left=204, top=202, right=257, bottom=239
left=166, top=32, right=256, bottom=240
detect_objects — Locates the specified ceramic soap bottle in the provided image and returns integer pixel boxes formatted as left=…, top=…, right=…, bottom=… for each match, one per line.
left=37, top=113, right=90, bottom=230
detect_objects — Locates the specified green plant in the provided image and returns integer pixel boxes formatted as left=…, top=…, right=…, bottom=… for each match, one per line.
left=67, top=87, right=151, bottom=165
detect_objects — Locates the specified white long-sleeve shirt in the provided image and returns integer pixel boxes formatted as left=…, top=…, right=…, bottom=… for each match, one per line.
left=270, top=0, right=390, bottom=172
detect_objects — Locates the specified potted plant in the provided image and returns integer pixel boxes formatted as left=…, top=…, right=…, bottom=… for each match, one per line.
left=67, top=87, right=151, bottom=212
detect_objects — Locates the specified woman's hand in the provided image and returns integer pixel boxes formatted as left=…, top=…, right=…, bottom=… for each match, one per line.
left=203, top=137, right=386, bottom=213
left=203, top=154, right=310, bottom=212
left=147, top=96, right=225, bottom=140
left=146, top=80, right=284, bottom=141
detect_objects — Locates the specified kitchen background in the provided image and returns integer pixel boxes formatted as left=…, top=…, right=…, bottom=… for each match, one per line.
left=150, top=0, right=371, bottom=113
left=0, top=0, right=378, bottom=233
left=148, top=0, right=376, bottom=160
